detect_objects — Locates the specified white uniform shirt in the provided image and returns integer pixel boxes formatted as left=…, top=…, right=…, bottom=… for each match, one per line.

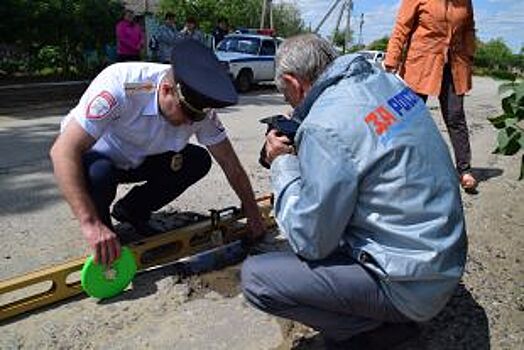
left=61, top=62, right=227, bottom=169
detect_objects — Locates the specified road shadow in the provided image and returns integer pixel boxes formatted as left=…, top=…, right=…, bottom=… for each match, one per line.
left=0, top=80, right=281, bottom=119
left=462, top=167, right=504, bottom=195
left=398, top=284, right=490, bottom=350
left=219, top=93, right=285, bottom=116
left=0, top=84, right=86, bottom=120
left=471, top=167, right=503, bottom=183
left=290, top=284, right=490, bottom=350
left=0, top=123, right=62, bottom=215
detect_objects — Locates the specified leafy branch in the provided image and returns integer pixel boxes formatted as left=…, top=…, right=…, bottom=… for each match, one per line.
left=488, top=80, right=524, bottom=180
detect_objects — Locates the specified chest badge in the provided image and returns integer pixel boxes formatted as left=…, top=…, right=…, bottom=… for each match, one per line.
left=170, top=153, right=184, bottom=172
left=124, top=81, right=156, bottom=95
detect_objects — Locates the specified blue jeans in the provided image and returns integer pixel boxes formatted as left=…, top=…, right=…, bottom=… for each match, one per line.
left=241, top=250, right=409, bottom=341
left=83, top=144, right=212, bottom=228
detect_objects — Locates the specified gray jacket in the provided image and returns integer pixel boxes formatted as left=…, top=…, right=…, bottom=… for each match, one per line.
left=271, top=55, right=467, bottom=322
left=155, top=23, right=178, bottom=63
left=179, top=28, right=203, bottom=43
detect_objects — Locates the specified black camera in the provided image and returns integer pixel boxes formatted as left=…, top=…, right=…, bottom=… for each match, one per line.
left=258, top=115, right=301, bottom=169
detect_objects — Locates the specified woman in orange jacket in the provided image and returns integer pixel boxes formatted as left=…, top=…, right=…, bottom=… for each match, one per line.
left=384, top=0, right=477, bottom=191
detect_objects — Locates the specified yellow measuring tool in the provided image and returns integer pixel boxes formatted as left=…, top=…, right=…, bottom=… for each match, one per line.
left=0, top=196, right=275, bottom=322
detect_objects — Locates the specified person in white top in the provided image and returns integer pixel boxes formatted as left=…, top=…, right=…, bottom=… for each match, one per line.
left=50, top=39, right=265, bottom=266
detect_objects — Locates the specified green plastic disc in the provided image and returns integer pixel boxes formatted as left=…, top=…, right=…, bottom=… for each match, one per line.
left=81, top=246, right=137, bottom=299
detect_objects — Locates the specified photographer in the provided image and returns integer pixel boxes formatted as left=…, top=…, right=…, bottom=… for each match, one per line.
left=242, top=34, right=467, bottom=349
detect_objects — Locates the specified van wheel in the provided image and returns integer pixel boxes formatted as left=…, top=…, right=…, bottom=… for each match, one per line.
left=236, top=70, right=253, bottom=93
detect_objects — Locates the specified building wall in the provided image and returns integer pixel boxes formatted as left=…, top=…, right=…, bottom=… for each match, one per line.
left=122, top=0, right=161, bottom=15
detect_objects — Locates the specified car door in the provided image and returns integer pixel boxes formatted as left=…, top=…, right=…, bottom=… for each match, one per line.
left=258, top=39, right=276, bottom=81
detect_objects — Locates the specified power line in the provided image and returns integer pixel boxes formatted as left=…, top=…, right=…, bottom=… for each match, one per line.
left=314, top=0, right=353, bottom=52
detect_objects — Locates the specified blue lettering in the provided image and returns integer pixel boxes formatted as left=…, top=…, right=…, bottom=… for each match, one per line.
left=387, top=88, right=420, bottom=117
left=388, top=98, right=404, bottom=116
left=402, top=88, right=419, bottom=107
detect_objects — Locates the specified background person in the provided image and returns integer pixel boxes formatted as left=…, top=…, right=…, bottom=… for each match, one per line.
left=154, top=12, right=179, bottom=63
left=115, top=9, right=144, bottom=62
left=212, top=17, right=229, bottom=48
left=384, top=0, right=477, bottom=191
left=242, top=34, right=467, bottom=349
left=50, top=40, right=265, bottom=266
left=179, top=16, right=203, bottom=43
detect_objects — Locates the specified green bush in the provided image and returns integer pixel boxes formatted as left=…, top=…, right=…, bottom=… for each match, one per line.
left=491, top=69, right=517, bottom=81
left=488, top=80, right=524, bottom=180
left=0, top=58, right=27, bottom=74
left=0, top=0, right=122, bottom=79
left=32, top=45, right=61, bottom=72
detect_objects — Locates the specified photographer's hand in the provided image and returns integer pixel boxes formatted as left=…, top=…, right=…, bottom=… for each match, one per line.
left=265, top=129, right=295, bottom=165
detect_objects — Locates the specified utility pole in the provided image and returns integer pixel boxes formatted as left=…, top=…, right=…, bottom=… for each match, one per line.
left=358, top=13, right=364, bottom=46
left=315, top=0, right=354, bottom=53
left=260, top=0, right=273, bottom=29
left=314, top=0, right=341, bottom=33
left=345, top=0, right=353, bottom=52
left=269, top=0, right=273, bottom=29
left=260, top=0, right=267, bottom=29
left=333, top=2, right=346, bottom=44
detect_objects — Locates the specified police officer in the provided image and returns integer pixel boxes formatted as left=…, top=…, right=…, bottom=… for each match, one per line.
left=50, top=39, right=265, bottom=266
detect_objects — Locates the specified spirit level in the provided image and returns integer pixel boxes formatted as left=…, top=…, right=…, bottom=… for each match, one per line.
left=0, top=196, right=275, bottom=322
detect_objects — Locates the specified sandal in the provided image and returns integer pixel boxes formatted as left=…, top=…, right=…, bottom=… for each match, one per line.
left=460, top=172, right=478, bottom=192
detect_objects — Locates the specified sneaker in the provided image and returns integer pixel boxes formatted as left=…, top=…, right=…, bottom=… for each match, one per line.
left=111, top=202, right=161, bottom=236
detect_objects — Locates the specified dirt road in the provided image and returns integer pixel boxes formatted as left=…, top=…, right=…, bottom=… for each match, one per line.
left=0, top=77, right=522, bottom=349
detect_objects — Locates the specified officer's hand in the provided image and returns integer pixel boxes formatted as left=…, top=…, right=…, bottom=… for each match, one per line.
left=265, top=130, right=295, bottom=165
left=242, top=207, right=267, bottom=249
left=246, top=208, right=266, bottom=241
left=81, top=221, right=121, bottom=266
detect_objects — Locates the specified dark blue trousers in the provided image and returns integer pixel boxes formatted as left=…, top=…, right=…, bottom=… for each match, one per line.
left=83, top=144, right=212, bottom=228
left=241, top=251, right=409, bottom=341
left=418, top=63, right=472, bottom=175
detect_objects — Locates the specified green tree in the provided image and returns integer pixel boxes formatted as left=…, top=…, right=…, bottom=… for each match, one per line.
left=159, top=0, right=304, bottom=37
left=332, top=28, right=353, bottom=52
left=0, top=0, right=122, bottom=76
left=366, top=36, right=389, bottom=51
left=348, top=44, right=365, bottom=53
left=475, top=38, right=514, bottom=70
left=272, top=2, right=306, bottom=37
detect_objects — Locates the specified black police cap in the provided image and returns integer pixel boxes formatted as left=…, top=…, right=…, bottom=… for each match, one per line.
left=171, top=39, right=238, bottom=111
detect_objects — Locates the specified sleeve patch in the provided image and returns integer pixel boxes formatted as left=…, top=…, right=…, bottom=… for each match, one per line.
left=86, top=91, right=118, bottom=120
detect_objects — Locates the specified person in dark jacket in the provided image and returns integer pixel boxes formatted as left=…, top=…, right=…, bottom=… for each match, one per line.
left=212, top=18, right=229, bottom=48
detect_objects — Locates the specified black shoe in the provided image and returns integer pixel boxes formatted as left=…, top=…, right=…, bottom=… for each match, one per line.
left=111, top=202, right=161, bottom=237
left=324, top=322, right=419, bottom=350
